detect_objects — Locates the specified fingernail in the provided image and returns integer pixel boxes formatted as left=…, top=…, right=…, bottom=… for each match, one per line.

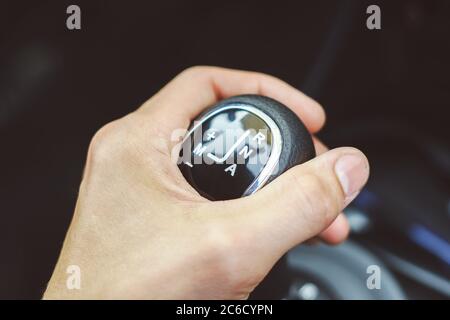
left=334, top=153, right=369, bottom=206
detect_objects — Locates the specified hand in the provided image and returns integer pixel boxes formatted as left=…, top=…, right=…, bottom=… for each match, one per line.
left=43, top=66, right=369, bottom=299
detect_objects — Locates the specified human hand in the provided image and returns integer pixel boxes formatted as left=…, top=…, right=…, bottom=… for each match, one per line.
left=44, top=66, right=369, bottom=299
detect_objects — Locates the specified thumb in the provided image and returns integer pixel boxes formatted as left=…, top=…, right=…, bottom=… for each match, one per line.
left=236, top=147, right=369, bottom=258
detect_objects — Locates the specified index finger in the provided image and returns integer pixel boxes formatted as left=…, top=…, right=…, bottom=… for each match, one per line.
left=139, top=66, right=326, bottom=133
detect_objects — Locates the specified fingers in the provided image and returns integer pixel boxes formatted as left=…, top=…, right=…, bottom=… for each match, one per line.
left=313, top=136, right=328, bottom=155
left=305, top=213, right=350, bottom=246
left=233, top=147, right=369, bottom=259
left=318, top=213, right=350, bottom=245
left=138, top=66, right=325, bottom=133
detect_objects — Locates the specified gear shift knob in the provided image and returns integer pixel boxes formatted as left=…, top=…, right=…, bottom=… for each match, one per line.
left=178, top=95, right=315, bottom=200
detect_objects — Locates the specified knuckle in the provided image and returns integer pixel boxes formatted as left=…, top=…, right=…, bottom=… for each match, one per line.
left=88, top=120, right=130, bottom=165
left=180, top=65, right=211, bottom=78
left=89, top=123, right=115, bottom=156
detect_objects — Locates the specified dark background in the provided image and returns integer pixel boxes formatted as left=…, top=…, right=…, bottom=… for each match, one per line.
left=0, top=0, right=449, bottom=299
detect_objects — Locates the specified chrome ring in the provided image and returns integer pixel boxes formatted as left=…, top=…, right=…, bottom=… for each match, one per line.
left=182, top=103, right=283, bottom=197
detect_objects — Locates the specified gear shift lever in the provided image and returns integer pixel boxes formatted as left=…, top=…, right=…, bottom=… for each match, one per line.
left=178, top=95, right=315, bottom=200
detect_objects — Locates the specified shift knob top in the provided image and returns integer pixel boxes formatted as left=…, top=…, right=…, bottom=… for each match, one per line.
left=178, top=95, right=315, bottom=200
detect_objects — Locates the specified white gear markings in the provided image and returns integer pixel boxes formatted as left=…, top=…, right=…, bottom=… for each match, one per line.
left=207, top=130, right=251, bottom=163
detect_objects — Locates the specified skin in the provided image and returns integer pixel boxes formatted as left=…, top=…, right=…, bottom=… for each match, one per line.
left=43, top=66, right=369, bottom=299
